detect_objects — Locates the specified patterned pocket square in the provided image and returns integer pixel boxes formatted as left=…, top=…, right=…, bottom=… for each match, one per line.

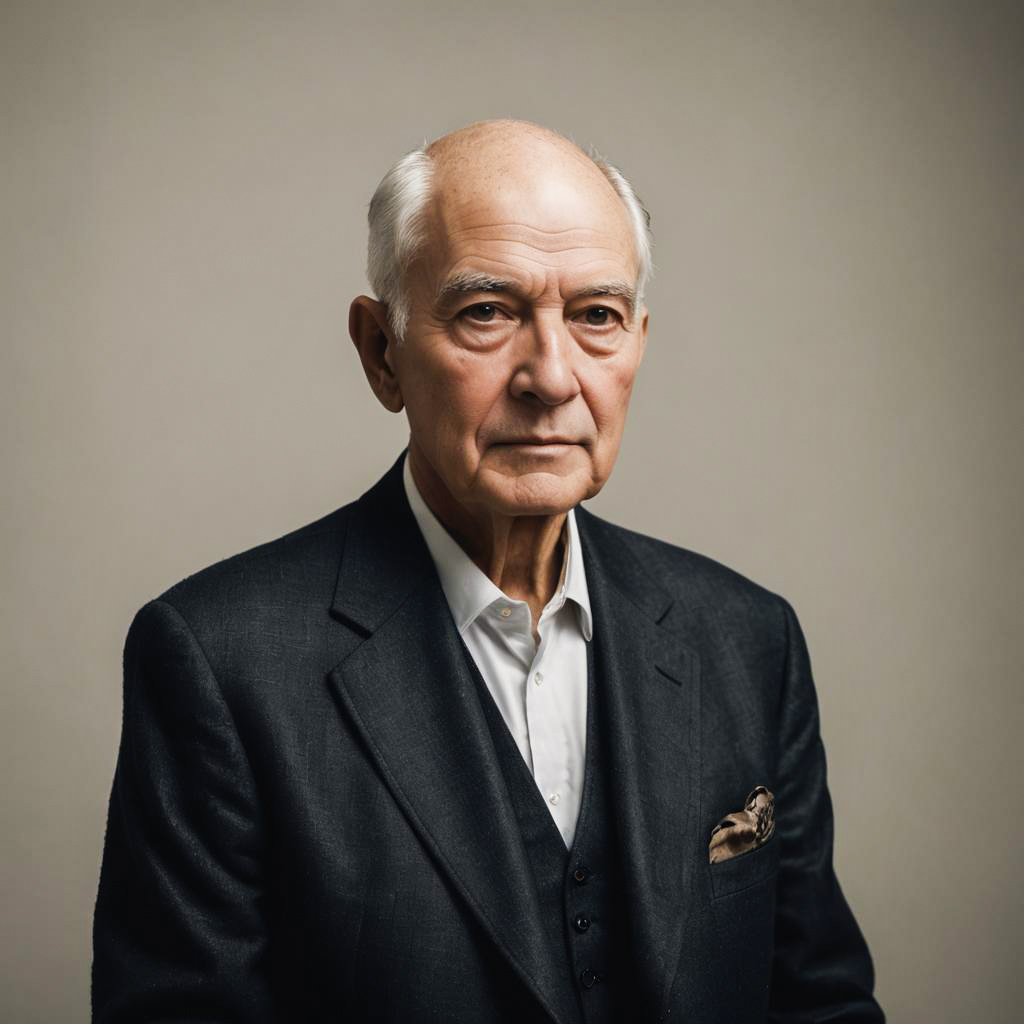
left=708, top=786, right=775, bottom=864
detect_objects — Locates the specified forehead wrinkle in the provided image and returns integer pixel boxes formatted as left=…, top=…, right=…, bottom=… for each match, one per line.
left=457, top=221, right=615, bottom=239
left=451, top=222, right=626, bottom=252
left=459, top=249, right=631, bottom=275
left=422, top=160, right=637, bottom=287
left=445, top=236, right=634, bottom=272
left=443, top=246, right=633, bottom=286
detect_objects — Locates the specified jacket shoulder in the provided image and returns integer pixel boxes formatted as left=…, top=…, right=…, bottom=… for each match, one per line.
left=580, top=507, right=791, bottom=630
left=582, top=510, right=798, bottom=713
left=151, top=502, right=354, bottom=629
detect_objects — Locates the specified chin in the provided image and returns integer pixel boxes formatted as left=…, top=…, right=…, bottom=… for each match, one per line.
left=482, top=472, right=587, bottom=517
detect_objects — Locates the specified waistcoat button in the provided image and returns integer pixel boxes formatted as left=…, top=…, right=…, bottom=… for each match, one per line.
left=579, top=967, right=598, bottom=989
left=572, top=865, right=589, bottom=884
left=573, top=914, right=591, bottom=932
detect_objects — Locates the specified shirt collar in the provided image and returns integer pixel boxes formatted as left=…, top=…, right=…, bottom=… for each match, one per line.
left=402, top=453, right=593, bottom=640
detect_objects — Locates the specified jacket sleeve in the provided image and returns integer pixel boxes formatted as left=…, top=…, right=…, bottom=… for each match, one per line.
left=92, top=599, right=275, bottom=1023
left=768, top=597, right=885, bottom=1023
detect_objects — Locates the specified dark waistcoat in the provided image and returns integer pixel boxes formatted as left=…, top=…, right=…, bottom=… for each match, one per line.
left=460, top=634, right=630, bottom=1024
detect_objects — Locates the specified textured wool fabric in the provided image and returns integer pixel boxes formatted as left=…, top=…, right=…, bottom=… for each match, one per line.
left=92, top=449, right=883, bottom=1023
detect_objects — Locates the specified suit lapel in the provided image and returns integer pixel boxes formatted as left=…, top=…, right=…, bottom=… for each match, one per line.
left=576, top=506, right=702, bottom=1018
left=325, top=452, right=579, bottom=1024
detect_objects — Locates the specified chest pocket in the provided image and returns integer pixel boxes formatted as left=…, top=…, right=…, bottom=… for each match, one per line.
left=709, top=833, right=780, bottom=900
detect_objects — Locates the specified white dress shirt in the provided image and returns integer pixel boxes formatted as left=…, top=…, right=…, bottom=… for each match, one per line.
left=402, top=455, right=593, bottom=848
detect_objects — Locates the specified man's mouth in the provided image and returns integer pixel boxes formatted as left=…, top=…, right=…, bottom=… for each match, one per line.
left=495, top=437, right=577, bottom=446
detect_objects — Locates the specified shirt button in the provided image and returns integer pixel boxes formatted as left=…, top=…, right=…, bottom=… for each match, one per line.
left=499, top=607, right=512, bottom=619
left=579, top=968, right=597, bottom=989
left=574, top=914, right=591, bottom=933
left=534, top=671, right=544, bottom=685
left=548, top=792, right=560, bottom=805
left=572, top=866, right=589, bottom=884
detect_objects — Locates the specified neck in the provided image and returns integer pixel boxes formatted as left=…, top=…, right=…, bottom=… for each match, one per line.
left=407, top=445, right=567, bottom=631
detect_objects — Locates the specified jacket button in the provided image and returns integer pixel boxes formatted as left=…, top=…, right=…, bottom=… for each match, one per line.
left=572, top=866, right=589, bottom=884
left=580, top=968, right=597, bottom=989
left=574, top=914, right=591, bottom=933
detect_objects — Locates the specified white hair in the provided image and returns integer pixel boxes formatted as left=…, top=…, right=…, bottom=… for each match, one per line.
left=588, top=151, right=654, bottom=303
left=365, top=137, right=653, bottom=341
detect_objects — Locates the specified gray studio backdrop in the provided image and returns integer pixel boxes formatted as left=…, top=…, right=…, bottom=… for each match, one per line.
left=4, top=1, right=1022, bottom=1020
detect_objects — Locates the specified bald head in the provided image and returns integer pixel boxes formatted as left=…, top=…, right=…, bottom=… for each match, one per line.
left=425, top=119, right=602, bottom=182
left=365, top=120, right=652, bottom=339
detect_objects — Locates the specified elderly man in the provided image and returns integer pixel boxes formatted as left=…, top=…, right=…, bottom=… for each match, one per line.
left=93, top=120, right=883, bottom=1023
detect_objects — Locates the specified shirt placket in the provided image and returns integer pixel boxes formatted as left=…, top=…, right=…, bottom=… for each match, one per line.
left=523, top=604, right=573, bottom=840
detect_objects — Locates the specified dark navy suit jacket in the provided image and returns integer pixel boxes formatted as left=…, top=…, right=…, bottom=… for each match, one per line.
left=92, top=450, right=883, bottom=1022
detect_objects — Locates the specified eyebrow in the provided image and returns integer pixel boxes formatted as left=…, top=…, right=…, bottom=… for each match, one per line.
left=435, top=271, right=639, bottom=317
left=576, top=281, right=639, bottom=316
left=435, top=272, right=517, bottom=304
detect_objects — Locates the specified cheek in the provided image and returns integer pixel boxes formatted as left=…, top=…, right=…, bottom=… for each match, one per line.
left=586, top=364, right=638, bottom=437
left=406, top=352, right=506, bottom=446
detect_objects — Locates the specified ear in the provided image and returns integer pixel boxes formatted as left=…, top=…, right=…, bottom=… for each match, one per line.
left=348, top=296, right=404, bottom=413
left=637, top=306, right=649, bottom=364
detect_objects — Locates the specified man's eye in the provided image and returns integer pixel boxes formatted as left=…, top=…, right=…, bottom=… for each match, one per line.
left=580, top=306, right=615, bottom=326
left=462, top=303, right=499, bottom=323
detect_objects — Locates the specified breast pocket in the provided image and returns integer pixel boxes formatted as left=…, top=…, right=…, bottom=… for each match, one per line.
left=706, top=834, right=780, bottom=1018
left=709, top=832, right=780, bottom=900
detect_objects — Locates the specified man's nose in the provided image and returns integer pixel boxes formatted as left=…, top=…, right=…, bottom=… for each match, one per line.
left=509, top=315, right=580, bottom=406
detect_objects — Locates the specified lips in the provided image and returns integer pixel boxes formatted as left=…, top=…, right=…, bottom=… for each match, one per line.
left=496, top=438, right=576, bottom=445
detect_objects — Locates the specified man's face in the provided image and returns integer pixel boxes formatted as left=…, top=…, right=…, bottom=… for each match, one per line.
left=387, top=134, right=647, bottom=521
